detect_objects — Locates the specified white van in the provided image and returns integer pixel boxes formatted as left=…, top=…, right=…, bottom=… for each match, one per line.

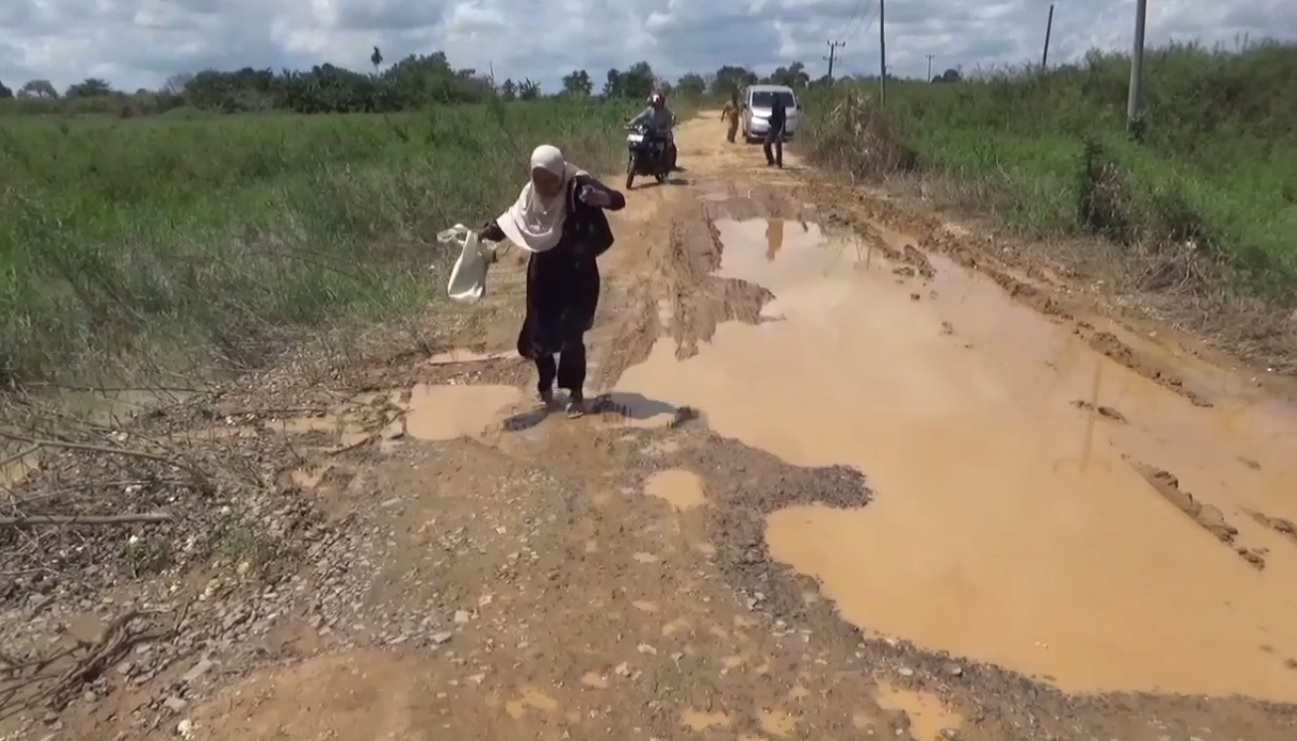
left=740, top=84, right=801, bottom=143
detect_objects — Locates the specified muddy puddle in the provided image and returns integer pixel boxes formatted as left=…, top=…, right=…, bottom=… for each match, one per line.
left=644, top=468, right=707, bottom=510
left=406, top=383, right=522, bottom=441
left=612, top=217, right=1297, bottom=699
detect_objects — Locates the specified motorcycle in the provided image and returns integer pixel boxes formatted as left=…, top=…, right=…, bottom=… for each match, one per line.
left=624, top=123, right=671, bottom=190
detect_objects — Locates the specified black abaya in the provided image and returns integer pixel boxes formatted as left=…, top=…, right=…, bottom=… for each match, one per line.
left=480, top=173, right=626, bottom=398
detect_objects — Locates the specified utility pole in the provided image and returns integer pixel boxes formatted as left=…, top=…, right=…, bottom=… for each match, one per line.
left=825, top=40, right=846, bottom=81
left=1041, top=4, right=1054, bottom=70
left=878, top=0, right=886, bottom=104
left=1126, top=0, right=1148, bottom=139
left=926, top=54, right=935, bottom=81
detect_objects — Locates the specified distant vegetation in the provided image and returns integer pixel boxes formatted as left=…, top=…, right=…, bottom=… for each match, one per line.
left=0, top=52, right=816, bottom=118
left=802, top=40, right=1297, bottom=307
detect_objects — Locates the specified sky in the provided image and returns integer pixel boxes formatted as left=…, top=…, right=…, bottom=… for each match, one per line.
left=1, top=0, right=1294, bottom=95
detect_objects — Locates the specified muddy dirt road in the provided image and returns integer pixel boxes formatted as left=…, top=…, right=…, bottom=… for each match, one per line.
left=10, top=113, right=1297, bottom=741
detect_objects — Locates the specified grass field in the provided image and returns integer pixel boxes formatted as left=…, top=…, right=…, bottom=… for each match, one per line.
left=0, top=102, right=632, bottom=387
left=801, top=42, right=1297, bottom=305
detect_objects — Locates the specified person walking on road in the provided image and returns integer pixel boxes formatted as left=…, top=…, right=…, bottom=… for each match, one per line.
left=477, top=145, right=626, bottom=418
left=763, top=94, right=786, bottom=168
left=721, top=91, right=741, bottom=143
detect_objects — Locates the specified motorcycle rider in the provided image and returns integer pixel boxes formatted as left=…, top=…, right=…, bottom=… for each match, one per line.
left=627, top=93, right=677, bottom=171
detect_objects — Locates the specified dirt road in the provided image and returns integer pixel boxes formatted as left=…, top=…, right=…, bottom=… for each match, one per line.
left=12, top=113, right=1297, bottom=740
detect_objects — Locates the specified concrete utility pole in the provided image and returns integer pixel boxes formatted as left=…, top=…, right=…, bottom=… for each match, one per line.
left=1041, top=4, right=1055, bottom=70
left=878, top=0, right=886, bottom=104
left=1126, top=0, right=1148, bottom=139
left=926, top=54, right=935, bottom=81
left=825, top=40, right=846, bottom=81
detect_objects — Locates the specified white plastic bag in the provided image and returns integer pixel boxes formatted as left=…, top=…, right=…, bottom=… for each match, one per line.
left=439, top=224, right=490, bottom=303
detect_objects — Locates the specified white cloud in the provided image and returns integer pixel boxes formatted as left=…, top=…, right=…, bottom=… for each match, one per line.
left=1, top=0, right=1293, bottom=94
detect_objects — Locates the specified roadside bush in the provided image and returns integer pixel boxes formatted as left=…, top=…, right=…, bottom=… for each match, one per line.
left=799, top=88, right=916, bottom=181
left=799, top=40, right=1297, bottom=303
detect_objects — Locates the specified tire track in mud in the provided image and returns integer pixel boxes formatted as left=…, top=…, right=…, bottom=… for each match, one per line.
left=1129, top=458, right=1267, bottom=568
left=813, top=185, right=1223, bottom=408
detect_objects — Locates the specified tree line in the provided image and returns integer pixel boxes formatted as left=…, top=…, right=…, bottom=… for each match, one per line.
left=0, top=50, right=864, bottom=118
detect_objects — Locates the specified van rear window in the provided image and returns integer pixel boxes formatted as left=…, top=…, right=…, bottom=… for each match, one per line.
left=751, top=91, right=795, bottom=108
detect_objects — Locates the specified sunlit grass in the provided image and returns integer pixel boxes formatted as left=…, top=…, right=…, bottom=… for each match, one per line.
left=0, top=103, right=629, bottom=385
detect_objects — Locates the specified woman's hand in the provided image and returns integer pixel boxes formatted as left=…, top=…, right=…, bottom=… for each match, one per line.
left=578, top=185, right=612, bottom=208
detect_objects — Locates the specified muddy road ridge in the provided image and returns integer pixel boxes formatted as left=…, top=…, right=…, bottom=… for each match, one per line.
left=3, top=112, right=1297, bottom=741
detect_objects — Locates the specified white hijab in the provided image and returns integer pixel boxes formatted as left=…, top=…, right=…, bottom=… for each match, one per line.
left=496, top=144, right=587, bottom=253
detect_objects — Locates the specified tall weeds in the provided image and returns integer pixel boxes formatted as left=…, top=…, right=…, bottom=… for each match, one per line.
left=0, top=103, right=627, bottom=388
left=799, top=40, right=1297, bottom=304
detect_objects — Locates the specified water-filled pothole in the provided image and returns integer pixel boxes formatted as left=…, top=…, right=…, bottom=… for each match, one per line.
left=609, top=216, right=1297, bottom=699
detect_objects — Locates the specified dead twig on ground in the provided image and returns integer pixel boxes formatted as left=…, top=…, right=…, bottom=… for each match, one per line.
left=0, top=602, right=191, bottom=720
left=0, top=445, right=41, bottom=470
left=2, top=478, right=184, bottom=510
left=324, top=406, right=405, bottom=457
left=0, top=430, right=209, bottom=487
left=216, top=406, right=335, bottom=419
left=0, top=512, right=172, bottom=528
left=325, top=431, right=382, bottom=456
left=17, top=382, right=203, bottom=395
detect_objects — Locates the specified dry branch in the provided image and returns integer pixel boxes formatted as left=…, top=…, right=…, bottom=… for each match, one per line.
left=0, top=431, right=175, bottom=467
left=0, top=602, right=190, bottom=719
left=0, top=445, right=41, bottom=470
left=0, top=512, right=173, bottom=528
left=0, top=430, right=212, bottom=491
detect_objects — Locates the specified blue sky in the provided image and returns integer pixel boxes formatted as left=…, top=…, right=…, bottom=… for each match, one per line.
left=1, top=0, right=1293, bottom=94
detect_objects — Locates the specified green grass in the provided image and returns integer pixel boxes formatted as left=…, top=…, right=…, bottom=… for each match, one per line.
left=0, top=101, right=632, bottom=386
left=800, top=41, right=1297, bottom=303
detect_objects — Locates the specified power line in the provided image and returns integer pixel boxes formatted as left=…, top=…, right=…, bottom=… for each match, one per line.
left=859, top=2, right=882, bottom=38
left=834, top=0, right=881, bottom=79
left=841, top=0, right=869, bottom=41
left=856, top=1, right=883, bottom=70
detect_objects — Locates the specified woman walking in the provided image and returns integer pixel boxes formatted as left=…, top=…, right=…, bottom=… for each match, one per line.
left=721, top=90, right=742, bottom=143
left=478, top=145, right=626, bottom=417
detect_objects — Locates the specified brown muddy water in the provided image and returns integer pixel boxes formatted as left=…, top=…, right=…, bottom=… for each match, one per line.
left=610, top=217, right=1297, bottom=700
